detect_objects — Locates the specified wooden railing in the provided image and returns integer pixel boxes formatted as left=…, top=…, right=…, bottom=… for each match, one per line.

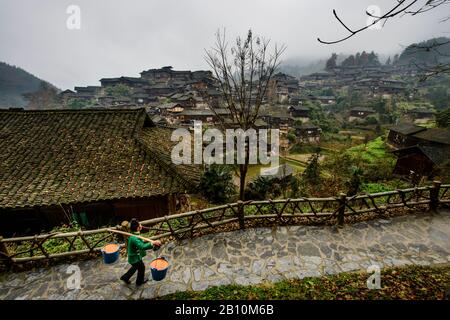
left=1, top=182, right=449, bottom=265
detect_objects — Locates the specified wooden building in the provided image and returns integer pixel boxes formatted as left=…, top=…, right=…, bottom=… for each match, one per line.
left=349, top=107, right=376, bottom=121
left=156, top=103, right=185, bottom=117
left=261, top=114, right=295, bottom=130
left=406, top=108, right=436, bottom=121
left=391, top=128, right=450, bottom=179
left=99, top=77, right=147, bottom=89
left=0, top=108, right=200, bottom=236
left=177, top=109, right=216, bottom=124
left=392, top=145, right=450, bottom=178
left=411, top=128, right=450, bottom=148
left=289, top=106, right=310, bottom=118
left=387, top=123, right=427, bottom=149
left=294, top=124, right=322, bottom=144
left=316, top=96, right=336, bottom=105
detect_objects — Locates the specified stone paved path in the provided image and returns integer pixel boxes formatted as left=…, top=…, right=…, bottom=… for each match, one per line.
left=1, top=211, right=449, bottom=300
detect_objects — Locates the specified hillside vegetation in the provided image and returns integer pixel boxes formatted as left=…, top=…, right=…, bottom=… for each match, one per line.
left=0, top=62, right=55, bottom=108
left=397, top=37, right=450, bottom=66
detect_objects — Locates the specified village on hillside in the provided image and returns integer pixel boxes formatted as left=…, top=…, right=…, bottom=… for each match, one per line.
left=0, top=0, right=449, bottom=304
left=2, top=48, right=450, bottom=235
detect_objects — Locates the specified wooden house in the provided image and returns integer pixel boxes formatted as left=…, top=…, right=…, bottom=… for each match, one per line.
left=261, top=114, right=295, bottom=130
left=391, top=128, right=450, bottom=179
left=140, top=66, right=174, bottom=83
left=410, top=128, right=450, bottom=148
left=156, top=103, right=184, bottom=117
left=289, top=106, right=310, bottom=118
left=177, top=109, right=216, bottom=124
left=406, top=108, right=436, bottom=121
left=349, top=107, right=376, bottom=121
left=0, top=108, right=200, bottom=236
left=145, top=84, right=176, bottom=97
left=294, top=124, right=322, bottom=144
left=58, top=89, right=76, bottom=105
left=387, top=124, right=427, bottom=149
left=99, top=77, right=147, bottom=89
left=316, top=96, right=336, bottom=105
left=392, top=145, right=450, bottom=178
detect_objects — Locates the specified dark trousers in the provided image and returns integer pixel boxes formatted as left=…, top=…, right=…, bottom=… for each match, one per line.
left=121, top=260, right=146, bottom=284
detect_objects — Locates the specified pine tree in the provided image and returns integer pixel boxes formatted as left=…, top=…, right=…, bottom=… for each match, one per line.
left=326, top=53, right=338, bottom=71
left=302, top=153, right=321, bottom=194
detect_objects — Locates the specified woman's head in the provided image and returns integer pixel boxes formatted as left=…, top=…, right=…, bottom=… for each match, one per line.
left=129, top=218, right=142, bottom=232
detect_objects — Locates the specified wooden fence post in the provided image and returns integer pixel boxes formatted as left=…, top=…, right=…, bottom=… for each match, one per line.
left=237, top=201, right=245, bottom=230
left=0, top=236, right=11, bottom=267
left=430, top=180, right=441, bottom=213
left=338, top=193, right=347, bottom=226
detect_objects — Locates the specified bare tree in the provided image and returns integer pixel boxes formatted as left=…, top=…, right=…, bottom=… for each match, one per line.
left=318, top=0, right=450, bottom=80
left=205, top=29, right=286, bottom=200
left=23, top=82, right=59, bottom=110
left=318, top=1, right=449, bottom=44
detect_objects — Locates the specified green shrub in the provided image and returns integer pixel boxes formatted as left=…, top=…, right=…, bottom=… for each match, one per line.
left=245, top=176, right=273, bottom=200
left=198, top=165, right=236, bottom=204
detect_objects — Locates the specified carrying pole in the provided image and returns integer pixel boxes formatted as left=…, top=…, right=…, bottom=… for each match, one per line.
left=107, top=228, right=155, bottom=243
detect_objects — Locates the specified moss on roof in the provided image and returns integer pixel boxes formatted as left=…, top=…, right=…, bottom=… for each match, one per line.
left=0, top=108, right=200, bottom=209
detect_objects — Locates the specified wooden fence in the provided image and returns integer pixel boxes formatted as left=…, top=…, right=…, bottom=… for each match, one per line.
left=1, top=182, right=449, bottom=265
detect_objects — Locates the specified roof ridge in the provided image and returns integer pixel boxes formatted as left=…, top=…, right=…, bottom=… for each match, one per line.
left=135, top=135, right=195, bottom=191
left=0, top=108, right=147, bottom=114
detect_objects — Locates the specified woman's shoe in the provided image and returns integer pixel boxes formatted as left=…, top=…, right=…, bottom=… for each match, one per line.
left=120, top=276, right=131, bottom=285
left=136, top=279, right=149, bottom=286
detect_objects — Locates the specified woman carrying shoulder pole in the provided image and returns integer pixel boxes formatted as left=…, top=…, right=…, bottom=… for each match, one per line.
left=120, top=218, right=161, bottom=286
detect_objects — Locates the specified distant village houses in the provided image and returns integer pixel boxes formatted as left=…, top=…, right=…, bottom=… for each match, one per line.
left=58, top=66, right=219, bottom=110
left=348, top=107, right=376, bottom=122
left=294, top=124, right=322, bottom=144
left=267, top=73, right=300, bottom=104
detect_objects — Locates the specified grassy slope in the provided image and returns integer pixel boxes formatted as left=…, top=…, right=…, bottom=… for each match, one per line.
left=347, top=136, right=394, bottom=164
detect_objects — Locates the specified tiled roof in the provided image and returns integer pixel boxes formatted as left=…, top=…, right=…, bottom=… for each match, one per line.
left=419, top=145, right=450, bottom=165
left=388, top=123, right=426, bottom=135
left=138, top=127, right=201, bottom=186
left=408, top=108, right=436, bottom=114
left=295, top=124, right=321, bottom=130
left=179, top=109, right=215, bottom=116
left=156, top=103, right=182, bottom=109
left=413, top=128, right=450, bottom=145
left=350, top=107, right=375, bottom=112
left=289, top=106, right=310, bottom=111
left=0, top=108, right=199, bottom=209
left=392, top=145, right=450, bottom=165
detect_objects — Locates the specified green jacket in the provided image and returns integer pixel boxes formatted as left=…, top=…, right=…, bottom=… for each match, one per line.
left=127, top=233, right=153, bottom=265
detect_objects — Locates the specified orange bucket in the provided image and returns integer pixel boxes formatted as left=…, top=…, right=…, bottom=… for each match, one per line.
left=101, top=242, right=120, bottom=264
left=149, top=257, right=170, bottom=281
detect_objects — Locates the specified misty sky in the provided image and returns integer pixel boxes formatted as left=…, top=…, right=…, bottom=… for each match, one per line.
left=0, top=0, right=448, bottom=89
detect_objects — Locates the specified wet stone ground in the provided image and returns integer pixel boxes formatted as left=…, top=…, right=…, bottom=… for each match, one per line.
left=0, top=210, right=449, bottom=300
